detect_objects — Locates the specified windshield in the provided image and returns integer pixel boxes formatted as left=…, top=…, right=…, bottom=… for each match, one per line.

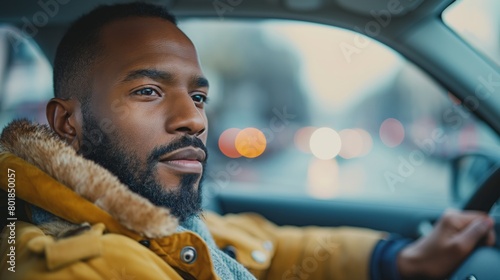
left=179, top=19, right=500, bottom=208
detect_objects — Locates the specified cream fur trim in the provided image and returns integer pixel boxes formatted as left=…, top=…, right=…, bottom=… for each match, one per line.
left=0, top=120, right=178, bottom=238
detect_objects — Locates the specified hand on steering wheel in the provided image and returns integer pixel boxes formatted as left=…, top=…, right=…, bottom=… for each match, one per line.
left=397, top=166, right=500, bottom=280
left=397, top=210, right=494, bottom=279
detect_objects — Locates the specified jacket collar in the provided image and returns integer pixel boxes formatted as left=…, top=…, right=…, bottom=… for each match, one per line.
left=0, top=120, right=178, bottom=238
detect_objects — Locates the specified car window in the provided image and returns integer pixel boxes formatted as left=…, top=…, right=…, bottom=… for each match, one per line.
left=0, top=25, right=52, bottom=129
left=442, top=0, right=500, bottom=66
left=179, top=19, right=500, bottom=208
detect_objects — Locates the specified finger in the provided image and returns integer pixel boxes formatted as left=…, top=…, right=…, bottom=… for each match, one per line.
left=439, top=210, right=489, bottom=231
left=454, top=218, right=493, bottom=252
left=485, top=219, right=496, bottom=246
left=486, top=229, right=496, bottom=246
left=450, top=210, right=490, bottom=223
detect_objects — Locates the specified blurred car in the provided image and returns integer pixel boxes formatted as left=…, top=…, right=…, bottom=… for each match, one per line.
left=1, top=0, right=499, bottom=278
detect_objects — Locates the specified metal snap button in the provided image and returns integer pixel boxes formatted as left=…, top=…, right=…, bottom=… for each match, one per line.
left=180, top=246, right=197, bottom=264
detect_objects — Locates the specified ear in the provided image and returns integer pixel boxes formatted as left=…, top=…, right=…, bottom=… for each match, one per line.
left=46, top=98, right=82, bottom=150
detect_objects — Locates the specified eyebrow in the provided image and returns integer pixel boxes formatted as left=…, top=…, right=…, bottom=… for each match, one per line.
left=121, top=69, right=209, bottom=88
left=121, top=69, right=173, bottom=83
left=192, top=76, right=209, bottom=88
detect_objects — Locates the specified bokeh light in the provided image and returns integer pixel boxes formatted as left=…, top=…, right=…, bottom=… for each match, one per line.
left=356, top=128, right=373, bottom=156
left=307, top=158, right=339, bottom=199
left=309, top=127, right=342, bottom=160
left=379, top=118, right=405, bottom=148
left=339, top=129, right=363, bottom=159
left=294, top=126, right=316, bottom=153
left=218, top=128, right=242, bottom=158
left=235, top=128, right=267, bottom=158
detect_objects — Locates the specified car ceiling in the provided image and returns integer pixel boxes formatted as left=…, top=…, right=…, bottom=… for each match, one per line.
left=0, top=0, right=451, bottom=31
left=1, top=0, right=500, bottom=134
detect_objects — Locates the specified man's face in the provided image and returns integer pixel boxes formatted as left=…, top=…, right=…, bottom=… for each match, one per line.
left=78, top=17, right=209, bottom=221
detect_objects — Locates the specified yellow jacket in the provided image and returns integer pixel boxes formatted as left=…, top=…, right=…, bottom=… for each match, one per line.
left=0, top=120, right=384, bottom=279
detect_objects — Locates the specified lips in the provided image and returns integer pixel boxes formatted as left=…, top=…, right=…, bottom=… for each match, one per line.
left=158, top=147, right=205, bottom=174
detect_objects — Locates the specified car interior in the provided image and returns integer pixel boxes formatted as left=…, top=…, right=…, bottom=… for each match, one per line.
left=1, top=0, right=500, bottom=279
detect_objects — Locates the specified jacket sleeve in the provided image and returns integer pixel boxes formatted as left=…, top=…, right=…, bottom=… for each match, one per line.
left=0, top=222, right=185, bottom=280
left=204, top=211, right=386, bottom=280
left=370, top=234, right=413, bottom=280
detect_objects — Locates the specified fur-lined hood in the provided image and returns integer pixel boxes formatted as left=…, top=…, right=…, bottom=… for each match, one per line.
left=0, top=120, right=178, bottom=238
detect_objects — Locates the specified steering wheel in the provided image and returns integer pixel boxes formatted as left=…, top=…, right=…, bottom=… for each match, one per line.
left=449, top=165, right=500, bottom=280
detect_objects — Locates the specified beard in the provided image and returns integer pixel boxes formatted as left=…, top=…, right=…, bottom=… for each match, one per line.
left=79, top=108, right=207, bottom=222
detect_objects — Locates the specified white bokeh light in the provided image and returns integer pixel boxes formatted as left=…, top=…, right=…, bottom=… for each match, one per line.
left=309, top=127, right=342, bottom=160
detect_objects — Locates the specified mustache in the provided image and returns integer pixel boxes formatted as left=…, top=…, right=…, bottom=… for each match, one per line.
left=147, top=136, right=208, bottom=164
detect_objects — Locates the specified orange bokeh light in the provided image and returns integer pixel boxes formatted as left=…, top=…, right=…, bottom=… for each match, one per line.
left=235, top=128, right=267, bottom=158
left=218, top=128, right=242, bottom=158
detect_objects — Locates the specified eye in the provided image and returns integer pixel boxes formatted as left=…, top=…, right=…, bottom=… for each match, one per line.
left=133, top=87, right=160, bottom=96
left=191, top=93, right=209, bottom=104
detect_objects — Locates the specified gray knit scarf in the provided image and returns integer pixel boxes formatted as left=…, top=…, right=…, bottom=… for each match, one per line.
left=180, top=216, right=256, bottom=280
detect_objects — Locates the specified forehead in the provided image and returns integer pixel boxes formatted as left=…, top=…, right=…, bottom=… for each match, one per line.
left=95, top=16, right=201, bottom=78
left=100, top=16, right=195, bottom=54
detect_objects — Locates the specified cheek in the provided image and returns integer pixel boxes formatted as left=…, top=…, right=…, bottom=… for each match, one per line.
left=106, top=111, right=164, bottom=161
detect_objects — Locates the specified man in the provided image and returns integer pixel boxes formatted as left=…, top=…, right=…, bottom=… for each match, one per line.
left=0, top=2, right=495, bottom=279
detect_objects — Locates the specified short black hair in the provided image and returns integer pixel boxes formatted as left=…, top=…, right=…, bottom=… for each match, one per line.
left=53, top=2, right=177, bottom=102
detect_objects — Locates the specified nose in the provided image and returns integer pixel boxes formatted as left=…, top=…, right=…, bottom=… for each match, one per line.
left=165, top=93, right=206, bottom=136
